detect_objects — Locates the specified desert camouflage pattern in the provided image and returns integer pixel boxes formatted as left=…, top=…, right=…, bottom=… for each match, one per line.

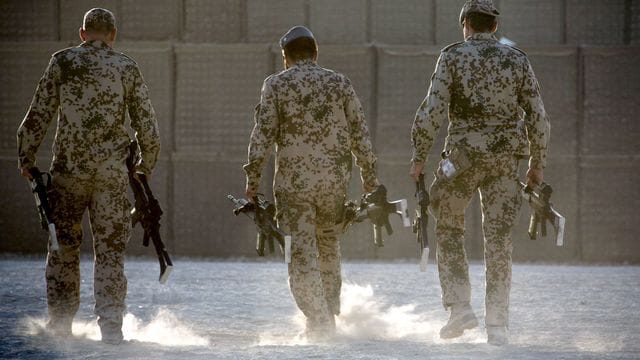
left=412, top=32, right=549, bottom=169
left=276, top=190, right=344, bottom=333
left=460, top=0, right=500, bottom=20
left=17, top=40, right=160, bottom=175
left=429, top=153, right=520, bottom=326
left=411, top=32, right=550, bottom=327
left=244, top=59, right=377, bottom=193
left=17, top=39, right=160, bottom=340
left=46, top=161, right=131, bottom=339
left=244, top=59, right=377, bottom=333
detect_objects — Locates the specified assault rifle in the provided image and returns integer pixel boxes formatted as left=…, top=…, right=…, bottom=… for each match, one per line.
left=27, top=167, right=59, bottom=251
left=519, top=181, right=565, bottom=246
left=227, top=194, right=291, bottom=263
left=127, top=142, right=173, bottom=284
left=341, top=184, right=411, bottom=247
left=412, top=174, right=430, bottom=271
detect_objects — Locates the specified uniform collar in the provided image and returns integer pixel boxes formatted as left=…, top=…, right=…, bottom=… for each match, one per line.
left=81, top=39, right=112, bottom=49
left=465, top=32, right=497, bottom=42
left=290, top=58, right=317, bottom=68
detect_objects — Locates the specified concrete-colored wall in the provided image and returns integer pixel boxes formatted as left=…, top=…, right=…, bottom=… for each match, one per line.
left=1, top=0, right=638, bottom=263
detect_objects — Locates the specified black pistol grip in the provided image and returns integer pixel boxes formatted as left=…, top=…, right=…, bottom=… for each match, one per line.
left=143, top=230, right=150, bottom=247
left=267, top=235, right=275, bottom=254
left=28, top=167, right=43, bottom=180
left=384, top=218, right=393, bottom=235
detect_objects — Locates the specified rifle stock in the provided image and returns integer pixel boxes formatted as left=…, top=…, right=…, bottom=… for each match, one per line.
left=127, top=142, right=173, bottom=284
left=227, top=194, right=291, bottom=263
left=519, top=181, right=565, bottom=247
left=341, top=185, right=411, bottom=247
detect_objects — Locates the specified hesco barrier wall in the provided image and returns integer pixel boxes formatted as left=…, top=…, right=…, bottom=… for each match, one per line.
left=1, top=0, right=639, bottom=263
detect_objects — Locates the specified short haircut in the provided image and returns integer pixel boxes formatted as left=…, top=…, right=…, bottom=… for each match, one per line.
left=283, top=37, right=318, bottom=61
left=465, top=12, right=497, bottom=32
left=83, top=8, right=116, bottom=34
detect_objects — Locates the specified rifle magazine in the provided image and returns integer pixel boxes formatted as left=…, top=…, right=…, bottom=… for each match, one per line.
left=419, top=247, right=429, bottom=272
left=284, top=235, right=292, bottom=263
left=394, top=199, right=411, bottom=227
left=256, top=233, right=266, bottom=256
left=552, top=209, right=566, bottom=247
left=48, top=223, right=59, bottom=251
left=159, top=264, right=173, bottom=284
left=158, top=250, right=173, bottom=284
left=528, top=214, right=539, bottom=240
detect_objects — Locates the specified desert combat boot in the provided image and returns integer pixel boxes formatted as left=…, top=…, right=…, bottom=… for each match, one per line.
left=487, top=325, right=508, bottom=345
left=440, top=303, right=479, bottom=339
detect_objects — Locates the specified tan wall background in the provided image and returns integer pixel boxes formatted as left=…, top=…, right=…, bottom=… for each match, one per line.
left=1, top=0, right=639, bottom=263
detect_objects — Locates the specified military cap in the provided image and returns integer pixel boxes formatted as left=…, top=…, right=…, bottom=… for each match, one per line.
left=279, top=26, right=315, bottom=49
left=83, top=8, right=116, bottom=33
left=459, top=0, right=500, bottom=24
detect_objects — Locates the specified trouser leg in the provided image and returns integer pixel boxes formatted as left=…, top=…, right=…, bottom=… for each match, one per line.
left=316, top=193, right=344, bottom=317
left=430, top=173, right=477, bottom=310
left=89, top=164, right=130, bottom=341
left=276, top=192, right=333, bottom=331
left=479, top=157, right=520, bottom=327
left=317, top=234, right=341, bottom=316
left=46, top=173, right=89, bottom=333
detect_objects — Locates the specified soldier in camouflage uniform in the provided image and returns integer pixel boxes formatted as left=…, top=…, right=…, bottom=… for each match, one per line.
left=244, top=26, right=378, bottom=339
left=409, top=0, right=550, bottom=345
left=17, top=8, right=160, bottom=344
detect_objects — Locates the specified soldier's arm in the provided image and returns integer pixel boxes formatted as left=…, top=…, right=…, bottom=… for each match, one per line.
left=243, top=77, right=278, bottom=193
left=518, top=58, right=550, bottom=170
left=411, top=51, right=451, bottom=166
left=17, top=56, right=60, bottom=172
left=127, top=63, right=160, bottom=175
left=343, top=78, right=378, bottom=191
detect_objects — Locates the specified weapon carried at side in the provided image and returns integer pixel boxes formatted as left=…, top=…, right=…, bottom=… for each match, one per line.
left=227, top=194, right=291, bottom=263
left=127, top=142, right=173, bottom=284
left=27, top=167, right=59, bottom=251
left=519, top=181, right=565, bottom=246
left=340, top=184, right=411, bottom=247
left=412, top=174, right=430, bottom=271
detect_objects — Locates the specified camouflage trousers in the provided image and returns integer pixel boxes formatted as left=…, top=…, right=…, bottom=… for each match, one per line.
left=47, top=157, right=131, bottom=336
left=275, top=189, right=345, bottom=332
left=429, top=152, right=521, bottom=327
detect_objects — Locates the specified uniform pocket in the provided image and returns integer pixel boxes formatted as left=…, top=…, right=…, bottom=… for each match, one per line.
left=436, top=147, right=472, bottom=180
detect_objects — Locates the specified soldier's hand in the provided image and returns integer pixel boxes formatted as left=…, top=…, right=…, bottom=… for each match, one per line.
left=526, top=166, right=543, bottom=187
left=363, top=179, right=379, bottom=193
left=133, top=171, right=149, bottom=181
left=20, top=167, right=33, bottom=180
left=409, top=161, right=424, bottom=182
left=245, top=185, right=258, bottom=203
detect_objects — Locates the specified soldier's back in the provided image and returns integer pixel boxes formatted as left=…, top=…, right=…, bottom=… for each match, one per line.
left=268, top=61, right=356, bottom=193
left=54, top=41, right=138, bottom=104
left=52, top=41, right=140, bottom=173
left=439, top=34, right=532, bottom=156
left=269, top=61, right=351, bottom=146
left=444, top=34, right=528, bottom=126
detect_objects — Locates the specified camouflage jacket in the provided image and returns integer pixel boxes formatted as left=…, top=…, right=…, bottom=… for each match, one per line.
left=17, top=40, right=160, bottom=175
left=411, top=32, right=550, bottom=168
left=244, top=60, right=377, bottom=194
